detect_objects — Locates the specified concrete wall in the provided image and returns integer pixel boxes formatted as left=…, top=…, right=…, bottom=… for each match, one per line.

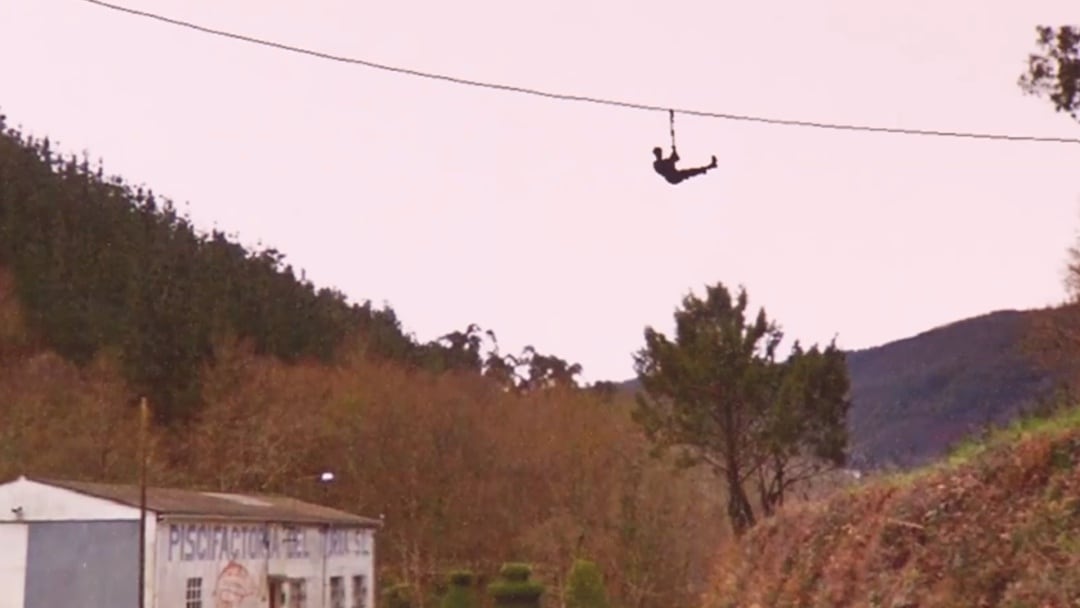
left=154, top=520, right=376, bottom=608
left=0, top=523, right=28, bottom=608
left=23, top=520, right=140, bottom=608
left=0, top=477, right=141, bottom=522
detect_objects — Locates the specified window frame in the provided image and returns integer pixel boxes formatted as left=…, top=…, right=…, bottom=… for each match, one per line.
left=330, top=575, right=346, bottom=608
left=185, top=577, right=203, bottom=608
left=352, top=574, right=368, bottom=608
left=290, top=577, right=307, bottom=608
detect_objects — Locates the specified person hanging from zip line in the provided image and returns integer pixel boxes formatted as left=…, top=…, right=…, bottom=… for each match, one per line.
left=651, top=146, right=717, bottom=184
left=652, top=109, right=718, bottom=185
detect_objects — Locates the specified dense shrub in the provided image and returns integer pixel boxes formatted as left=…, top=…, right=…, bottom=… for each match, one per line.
left=383, top=583, right=414, bottom=608
left=564, top=559, right=609, bottom=608
left=440, top=570, right=478, bottom=608
left=489, top=563, right=544, bottom=608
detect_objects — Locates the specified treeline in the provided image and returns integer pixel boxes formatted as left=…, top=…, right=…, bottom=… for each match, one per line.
left=0, top=113, right=590, bottom=422
left=0, top=280, right=727, bottom=608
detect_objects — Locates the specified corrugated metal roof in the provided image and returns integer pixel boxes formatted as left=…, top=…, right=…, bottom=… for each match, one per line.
left=28, top=477, right=382, bottom=527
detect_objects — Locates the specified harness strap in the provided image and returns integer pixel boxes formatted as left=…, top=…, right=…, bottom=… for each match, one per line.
left=669, top=110, right=677, bottom=150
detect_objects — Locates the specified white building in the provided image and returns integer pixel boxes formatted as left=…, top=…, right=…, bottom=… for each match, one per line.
left=0, top=475, right=381, bottom=608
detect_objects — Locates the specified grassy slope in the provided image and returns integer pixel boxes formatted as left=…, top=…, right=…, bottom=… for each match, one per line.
left=704, top=406, right=1080, bottom=607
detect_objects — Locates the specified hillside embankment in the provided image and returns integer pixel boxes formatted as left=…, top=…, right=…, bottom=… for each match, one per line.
left=705, top=408, right=1080, bottom=607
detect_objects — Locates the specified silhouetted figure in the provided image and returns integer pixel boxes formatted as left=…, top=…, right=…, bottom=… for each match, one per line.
left=652, top=146, right=717, bottom=185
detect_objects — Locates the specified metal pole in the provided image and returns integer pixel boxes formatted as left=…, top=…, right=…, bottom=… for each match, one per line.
left=138, top=396, right=150, bottom=608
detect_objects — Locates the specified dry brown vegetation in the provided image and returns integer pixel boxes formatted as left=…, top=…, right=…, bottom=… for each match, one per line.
left=703, top=406, right=1080, bottom=607
left=0, top=268, right=729, bottom=608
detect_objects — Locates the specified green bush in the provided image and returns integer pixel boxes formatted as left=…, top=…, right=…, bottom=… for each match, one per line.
left=564, top=559, right=609, bottom=608
left=498, top=563, right=534, bottom=583
left=447, top=570, right=476, bottom=587
left=383, top=583, right=413, bottom=608
left=441, top=569, right=478, bottom=608
left=489, top=563, right=544, bottom=608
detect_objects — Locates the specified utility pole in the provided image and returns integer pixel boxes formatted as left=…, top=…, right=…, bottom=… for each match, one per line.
left=319, top=471, right=335, bottom=503
left=138, top=396, right=150, bottom=608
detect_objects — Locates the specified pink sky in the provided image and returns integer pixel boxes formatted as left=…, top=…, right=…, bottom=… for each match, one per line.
left=3, top=0, right=1080, bottom=382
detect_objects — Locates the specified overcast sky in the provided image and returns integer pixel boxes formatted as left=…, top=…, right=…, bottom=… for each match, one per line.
left=3, top=0, right=1080, bottom=382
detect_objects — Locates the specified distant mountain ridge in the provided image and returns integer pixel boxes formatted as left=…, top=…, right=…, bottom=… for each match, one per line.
left=844, top=308, right=1058, bottom=468
left=617, top=308, right=1062, bottom=470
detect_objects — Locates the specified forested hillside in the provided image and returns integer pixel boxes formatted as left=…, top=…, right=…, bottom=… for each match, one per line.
left=846, top=309, right=1062, bottom=469
left=0, top=284, right=728, bottom=607
left=0, top=112, right=593, bottom=423
left=0, top=111, right=725, bottom=608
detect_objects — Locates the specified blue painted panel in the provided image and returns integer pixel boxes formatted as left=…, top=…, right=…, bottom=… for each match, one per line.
left=24, top=520, right=139, bottom=608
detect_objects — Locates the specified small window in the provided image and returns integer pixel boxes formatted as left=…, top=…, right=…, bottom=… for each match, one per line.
left=352, top=575, right=368, bottom=608
left=330, top=576, right=345, bottom=608
left=185, top=577, right=203, bottom=608
left=290, top=578, right=307, bottom=608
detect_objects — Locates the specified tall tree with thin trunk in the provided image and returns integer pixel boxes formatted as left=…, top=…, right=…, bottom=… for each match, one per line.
left=632, top=283, right=781, bottom=536
left=631, top=282, right=849, bottom=536
left=755, top=340, right=850, bottom=516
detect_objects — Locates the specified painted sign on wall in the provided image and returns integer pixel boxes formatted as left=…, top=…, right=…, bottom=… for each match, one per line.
left=212, top=560, right=261, bottom=608
left=166, top=523, right=371, bottom=562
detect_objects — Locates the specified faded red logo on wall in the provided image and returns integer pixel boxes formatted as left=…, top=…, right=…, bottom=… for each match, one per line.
left=213, top=560, right=260, bottom=608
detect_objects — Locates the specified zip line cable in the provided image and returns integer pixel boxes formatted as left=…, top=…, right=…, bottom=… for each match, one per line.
left=82, top=0, right=1080, bottom=145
